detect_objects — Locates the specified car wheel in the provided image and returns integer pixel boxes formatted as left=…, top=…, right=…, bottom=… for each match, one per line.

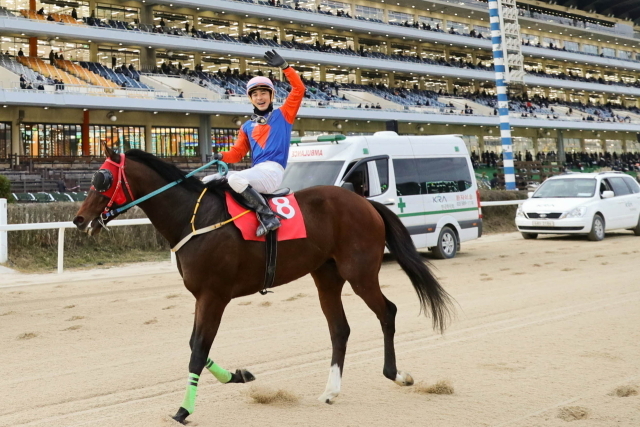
left=631, top=215, right=640, bottom=236
left=521, top=232, right=538, bottom=240
left=587, top=214, right=605, bottom=241
left=432, top=226, right=458, bottom=259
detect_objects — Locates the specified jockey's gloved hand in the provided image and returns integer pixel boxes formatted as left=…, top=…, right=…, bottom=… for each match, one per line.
left=264, top=50, right=288, bottom=69
left=213, top=152, right=223, bottom=160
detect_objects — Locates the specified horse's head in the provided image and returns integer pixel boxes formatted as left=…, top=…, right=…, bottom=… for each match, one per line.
left=73, top=145, right=133, bottom=236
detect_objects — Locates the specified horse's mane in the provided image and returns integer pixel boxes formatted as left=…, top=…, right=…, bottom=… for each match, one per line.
left=125, top=149, right=227, bottom=193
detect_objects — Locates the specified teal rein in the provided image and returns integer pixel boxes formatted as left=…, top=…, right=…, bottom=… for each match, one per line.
left=102, top=159, right=228, bottom=219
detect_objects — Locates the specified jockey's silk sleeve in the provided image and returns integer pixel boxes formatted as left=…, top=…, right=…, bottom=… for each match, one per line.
left=280, top=67, right=305, bottom=124
left=222, top=128, right=250, bottom=164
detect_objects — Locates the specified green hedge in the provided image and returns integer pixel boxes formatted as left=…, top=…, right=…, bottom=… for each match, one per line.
left=480, top=189, right=528, bottom=234
left=0, top=175, right=13, bottom=203
left=6, top=203, right=169, bottom=271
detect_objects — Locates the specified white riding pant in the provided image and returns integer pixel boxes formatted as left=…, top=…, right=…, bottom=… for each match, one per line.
left=220, top=161, right=285, bottom=194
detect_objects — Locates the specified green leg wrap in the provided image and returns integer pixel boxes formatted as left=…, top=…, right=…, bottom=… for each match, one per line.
left=206, top=358, right=232, bottom=383
left=181, top=373, right=200, bottom=414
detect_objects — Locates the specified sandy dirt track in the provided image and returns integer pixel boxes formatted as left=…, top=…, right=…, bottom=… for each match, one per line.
left=1, top=232, right=639, bottom=427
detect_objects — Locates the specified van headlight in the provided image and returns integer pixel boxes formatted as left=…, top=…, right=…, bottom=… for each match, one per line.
left=560, top=207, right=587, bottom=219
left=516, top=206, right=525, bottom=217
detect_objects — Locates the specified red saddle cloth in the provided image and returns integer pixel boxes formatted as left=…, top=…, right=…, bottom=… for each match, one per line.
left=225, top=192, right=307, bottom=242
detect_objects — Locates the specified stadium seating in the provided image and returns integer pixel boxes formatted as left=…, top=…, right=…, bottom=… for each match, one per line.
left=79, top=62, right=152, bottom=89
left=17, top=57, right=84, bottom=85
left=56, top=60, right=119, bottom=88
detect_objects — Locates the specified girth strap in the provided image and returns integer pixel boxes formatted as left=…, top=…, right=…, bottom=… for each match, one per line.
left=259, top=229, right=278, bottom=295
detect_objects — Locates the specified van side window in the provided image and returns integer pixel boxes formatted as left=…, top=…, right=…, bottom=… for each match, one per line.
left=416, top=157, right=472, bottom=194
left=375, top=159, right=389, bottom=194
left=343, top=161, right=369, bottom=197
left=622, top=177, right=640, bottom=194
left=609, top=177, right=631, bottom=196
left=393, top=159, right=421, bottom=196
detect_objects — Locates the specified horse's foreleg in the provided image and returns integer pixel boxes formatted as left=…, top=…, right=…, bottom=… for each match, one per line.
left=312, top=262, right=349, bottom=404
left=173, top=296, right=228, bottom=424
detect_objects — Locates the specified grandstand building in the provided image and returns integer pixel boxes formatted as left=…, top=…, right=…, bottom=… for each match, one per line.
left=0, top=0, right=639, bottom=186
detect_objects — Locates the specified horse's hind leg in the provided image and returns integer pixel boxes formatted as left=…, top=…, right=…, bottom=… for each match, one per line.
left=349, top=274, right=414, bottom=387
left=312, top=261, right=349, bottom=404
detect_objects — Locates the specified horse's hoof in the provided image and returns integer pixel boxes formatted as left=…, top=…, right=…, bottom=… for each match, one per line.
left=172, top=407, right=190, bottom=424
left=318, top=391, right=339, bottom=404
left=228, top=369, right=255, bottom=383
left=394, top=371, right=414, bottom=386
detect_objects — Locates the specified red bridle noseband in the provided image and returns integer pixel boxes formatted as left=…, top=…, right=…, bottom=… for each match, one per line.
left=91, top=154, right=135, bottom=216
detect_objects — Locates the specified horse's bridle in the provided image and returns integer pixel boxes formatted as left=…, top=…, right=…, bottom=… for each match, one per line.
left=91, top=153, right=135, bottom=224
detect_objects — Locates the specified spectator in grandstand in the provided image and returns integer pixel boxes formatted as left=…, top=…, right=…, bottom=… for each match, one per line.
left=112, top=55, right=116, bottom=69
left=160, top=18, right=165, bottom=27
left=490, top=173, right=499, bottom=189
left=57, top=179, right=67, bottom=193
left=37, top=7, right=44, bottom=15
left=18, top=48, right=24, bottom=57
left=204, top=50, right=305, bottom=237
left=71, top=7, right=77, bottom=20
left=47, top=14, right=55, bottom=21
left=178, top=91, right=184, bottom=99
left=49, top=49, right=55, bottom=64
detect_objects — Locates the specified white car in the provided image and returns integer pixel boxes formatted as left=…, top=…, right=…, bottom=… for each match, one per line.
left=515, top=172, right=640, bottom=241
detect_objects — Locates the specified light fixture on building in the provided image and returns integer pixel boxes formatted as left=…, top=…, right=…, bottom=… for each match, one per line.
left=232, top=117, right=242, bottom=126
left=333, top=121, right=342, bottom=130
left=153, top=111, right=158, bottom=115
left=107, top=111, right=117, bottom=122
left=416, top=125, right=425, bottom=132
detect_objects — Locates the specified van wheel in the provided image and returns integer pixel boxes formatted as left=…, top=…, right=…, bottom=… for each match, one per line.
left=587, top=214, right=605, bottom=241
left=521, top=232, right=538, bottom=239
left=432, top=227, right=458, bottom=259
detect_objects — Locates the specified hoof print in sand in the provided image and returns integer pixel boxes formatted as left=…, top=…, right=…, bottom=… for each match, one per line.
left=557, top=406, right=589, bottom=422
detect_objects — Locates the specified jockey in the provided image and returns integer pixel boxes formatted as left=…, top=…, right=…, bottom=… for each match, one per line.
left=206, top=50, right=305, bottom=237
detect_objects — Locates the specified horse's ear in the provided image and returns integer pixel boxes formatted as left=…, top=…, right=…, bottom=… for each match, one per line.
left=102, top=143, right=120, bottom=163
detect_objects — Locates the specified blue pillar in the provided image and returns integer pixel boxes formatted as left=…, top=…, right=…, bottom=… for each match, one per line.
left=488, top=0, right=516, bottom=190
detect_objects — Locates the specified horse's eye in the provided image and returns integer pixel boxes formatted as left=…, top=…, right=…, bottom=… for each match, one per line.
left=92, top=169, right=113, bottom=193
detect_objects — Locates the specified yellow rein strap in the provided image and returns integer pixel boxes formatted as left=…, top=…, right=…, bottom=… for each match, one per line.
left=172, top=188, right=250, bottom=253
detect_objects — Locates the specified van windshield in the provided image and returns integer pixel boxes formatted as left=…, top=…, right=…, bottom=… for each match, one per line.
left=533, top=178, right=596, bottom=198
left=282, top=161, right=344, bottom=192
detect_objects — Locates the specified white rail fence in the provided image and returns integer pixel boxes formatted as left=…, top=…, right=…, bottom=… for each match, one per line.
left=0, top=198, right=524, bottom=273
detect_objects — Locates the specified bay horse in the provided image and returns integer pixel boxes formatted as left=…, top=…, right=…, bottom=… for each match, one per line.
left=73, top=147, right=453, bottom=424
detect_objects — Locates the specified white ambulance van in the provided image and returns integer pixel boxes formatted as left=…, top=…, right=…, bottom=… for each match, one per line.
left=282, top=131, right=482, bottom=258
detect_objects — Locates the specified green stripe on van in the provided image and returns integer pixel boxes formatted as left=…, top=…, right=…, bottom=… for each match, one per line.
left=398, top=207, right=479, bottom=218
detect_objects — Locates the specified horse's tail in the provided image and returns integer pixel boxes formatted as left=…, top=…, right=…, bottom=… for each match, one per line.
left=369, top=200, right=454, bottom=333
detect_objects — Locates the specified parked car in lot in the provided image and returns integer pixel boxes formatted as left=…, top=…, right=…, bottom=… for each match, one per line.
left=515, top=172, right=640, bottom=241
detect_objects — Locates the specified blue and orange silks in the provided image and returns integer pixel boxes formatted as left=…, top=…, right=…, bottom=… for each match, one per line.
left=222, top=67, right=305, bottom=169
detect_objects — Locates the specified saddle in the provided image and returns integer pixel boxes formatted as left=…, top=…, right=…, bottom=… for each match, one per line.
left=206, top=176, right=290, bottom=295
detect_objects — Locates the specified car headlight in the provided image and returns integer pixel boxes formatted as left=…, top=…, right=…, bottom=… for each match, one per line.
left=516, top=206, right=525, bottom=217
left=560, top=206, right=587, bottom=219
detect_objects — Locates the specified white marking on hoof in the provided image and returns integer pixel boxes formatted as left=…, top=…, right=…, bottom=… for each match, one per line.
left=318, top=364, right=341, bottom=404
left=394, top=371, right=414, bottom=386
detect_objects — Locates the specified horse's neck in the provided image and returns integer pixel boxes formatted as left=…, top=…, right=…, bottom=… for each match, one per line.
left=136, top=188, right=200, bottom=247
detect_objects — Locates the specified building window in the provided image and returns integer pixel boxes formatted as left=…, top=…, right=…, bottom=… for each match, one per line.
left=151, top=127, right=199, bottom=157
left=582, top=44, right=598, bottom=55
left=601, top=47, right=615, bottom=57
left=418, top=16, right=443, bottom=30
left=448, top=21, right=469, bottom=35
left=355, top=5, right=384, bottom=22
left=617, top=50, right=632, bottom=60
left=320, top=0, right=350, bottom=14
left=564, top=41, right=579, bottom=52
left=96, top=3, right=139, bottom=22
left=0, top=122, right=11, bottom=160
left=212, top=128, right=240, bottom=154
left=89, top=125, right=145, bottom=156
left=388, top=11, right=414, bottom=25
left=20, top=124, right=82, bottom=157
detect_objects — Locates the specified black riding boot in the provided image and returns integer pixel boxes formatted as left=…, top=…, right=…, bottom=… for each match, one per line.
left=239, top=185, right=281, bottom=237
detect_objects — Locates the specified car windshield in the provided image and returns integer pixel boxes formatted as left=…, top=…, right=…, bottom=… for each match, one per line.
left=281, top=161, right=344, bottom=192
left=533, top=178, right=596, bottom=198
